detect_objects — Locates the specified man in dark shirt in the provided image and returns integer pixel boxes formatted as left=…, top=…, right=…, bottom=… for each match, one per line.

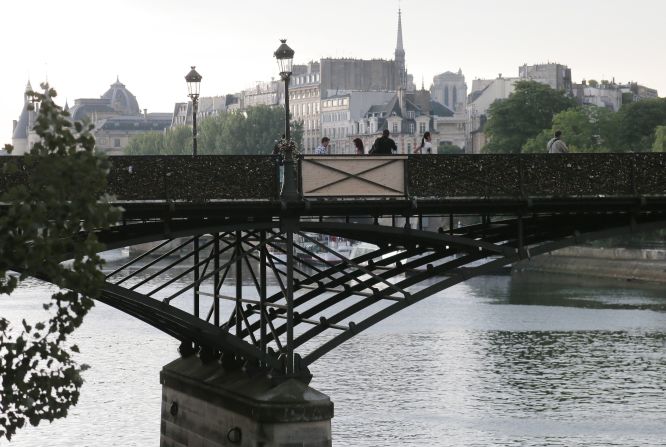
left=369, top=129, right=398, bottom=155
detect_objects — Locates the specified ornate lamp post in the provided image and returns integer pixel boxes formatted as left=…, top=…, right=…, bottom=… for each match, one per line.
left=274, top=39, right=298, bottom=201
left=185, top=66, right=202, bottom=156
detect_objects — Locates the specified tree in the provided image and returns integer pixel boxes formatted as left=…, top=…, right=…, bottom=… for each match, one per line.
left=0, top=85, right=119, bottom=440
left=438, top=142, right=464, bottom=154
left=290, top=119, right=304, bottom=150
left=616, top=98, right=666, bottom=151
left=483, top=81, right=577, bottom=153
left=653, top=126, right=666, bottom=152
left=522, top=106, right=619, bottom=153
left=127, top=105, right=287, bottom=155
left=124, top=127, right=193, bottom=155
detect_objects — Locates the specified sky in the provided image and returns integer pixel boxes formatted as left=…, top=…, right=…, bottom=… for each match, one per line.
left=2, top=0, right=665, bottom=143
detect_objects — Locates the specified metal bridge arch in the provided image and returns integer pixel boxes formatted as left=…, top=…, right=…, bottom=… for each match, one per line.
left=91, top=212, right=666, bottom=379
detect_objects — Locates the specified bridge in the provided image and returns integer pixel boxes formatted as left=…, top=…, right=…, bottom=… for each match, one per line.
left=4, top=152, right=666, bottom=445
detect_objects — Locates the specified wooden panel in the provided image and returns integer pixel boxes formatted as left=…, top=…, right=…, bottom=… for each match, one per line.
left=301, top=156, right=407, bottom=197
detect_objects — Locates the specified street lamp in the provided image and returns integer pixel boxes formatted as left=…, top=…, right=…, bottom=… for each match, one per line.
left=273, top=39, right=297, bottom=201
left=185, top=66, right=202, bottom=156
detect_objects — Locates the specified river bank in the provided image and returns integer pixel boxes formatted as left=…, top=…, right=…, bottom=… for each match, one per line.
left=514, top=246, right=666, bottom=284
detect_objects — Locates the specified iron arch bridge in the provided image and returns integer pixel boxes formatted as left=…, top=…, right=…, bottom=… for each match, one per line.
left=4, top=153, right=666, bottom=381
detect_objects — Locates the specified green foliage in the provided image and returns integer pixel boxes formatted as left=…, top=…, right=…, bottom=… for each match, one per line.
left=126, top=105, right=288, bottom=155
left=653, top=126, right=666, bottom=152
left=616, top=98, right=666, bottom=151
left=523, top=106, right=619, bottom=153
left=125, top=127, right=193, bottom=155
left=438, top=142, right=464, bottom=154
left=290, top=119, right=304, bottom=149
left=0, top=85, right=119, bottom=440
left=587, top=79, right=599, bottom=88
left=483, top=81, right=577, bottom=153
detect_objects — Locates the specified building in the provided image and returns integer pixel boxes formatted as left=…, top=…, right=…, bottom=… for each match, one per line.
left=172, top=95, right=237, bottom=128
left=518, top=62, right=572, bottom=93
left=466, top=76, right=519, bottom=153
left=431, top=69, right=467, bottom=112
left=95, top=113, right=173, bottom=155
left=353, top=88, right=461, bottom=154
left=319, top=10, right=414, bottom=95
left=320, top=91, right=396, bottom=153
left=289, top=62, right=321, bottom=152
left=572, top=81, right=623, bottom=112
left=11, top=81, right=39, bottom=155
left=619, top=82, right=659, bottom=103
left=12, top=78, right=172, bottom=155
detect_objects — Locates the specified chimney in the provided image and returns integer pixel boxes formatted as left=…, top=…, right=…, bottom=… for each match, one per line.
left=398, top=87, right=406, bottom=117
left=143, top=109, right=148, bottom=119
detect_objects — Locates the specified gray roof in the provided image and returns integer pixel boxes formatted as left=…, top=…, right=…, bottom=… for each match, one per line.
left=69, top=100, right=117, bottom=121
left=101, top=78, right=141, bottom=115
left=98, top=115, right=171, bottom=132
left=12, top=104, right=30, bottom=139
left=430, top=100, right=454, bottom=117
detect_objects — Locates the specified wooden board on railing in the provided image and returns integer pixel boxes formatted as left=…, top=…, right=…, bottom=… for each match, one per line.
left=301, top=155, right=407, bottom=197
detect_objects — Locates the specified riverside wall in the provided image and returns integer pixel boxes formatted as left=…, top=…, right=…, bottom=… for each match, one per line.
left=514, top=246, right=666, bottom=284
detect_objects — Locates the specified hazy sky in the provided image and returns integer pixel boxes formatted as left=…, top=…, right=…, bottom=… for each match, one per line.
left=2, top=0, right=665, bottom=143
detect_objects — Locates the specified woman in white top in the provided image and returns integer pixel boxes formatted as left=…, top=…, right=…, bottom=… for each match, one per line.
left=414, top=131, right=432, bottom=154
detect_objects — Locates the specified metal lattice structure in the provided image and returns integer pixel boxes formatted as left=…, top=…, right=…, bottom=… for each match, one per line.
left=96, top=212, right=666, bottom=380
left=4, top=153, right=666, bottom=380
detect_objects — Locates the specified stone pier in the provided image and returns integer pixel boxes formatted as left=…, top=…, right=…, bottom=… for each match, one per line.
left=160, top=357, right=333, bottom=447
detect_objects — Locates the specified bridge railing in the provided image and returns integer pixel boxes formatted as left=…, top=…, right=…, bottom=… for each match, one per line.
left=106, top=155, right=279, bottom=202
left=2, top=153, right=666, bottom=203
left=408, top=153, right=666, bottom=199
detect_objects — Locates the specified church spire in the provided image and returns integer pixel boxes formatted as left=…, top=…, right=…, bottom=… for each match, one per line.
left=396, top=8, right=404, bottom=53
left=394, top=8, right=406, bottom=89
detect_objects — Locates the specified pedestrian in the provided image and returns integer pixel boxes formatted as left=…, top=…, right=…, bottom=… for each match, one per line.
left=369, top=129, right=398, bottom=155
left=315, top=137, right=330, bottom=155
left=353, top=138, right=365, bottom=155
left=414, top=131, right=432, bottom=154
left=547, top=130, right=568, bottom=153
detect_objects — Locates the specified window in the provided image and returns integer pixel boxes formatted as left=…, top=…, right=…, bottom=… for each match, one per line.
left=409, top=123, right=415, bottom=134
left=419, top=122, right=426, bottom=134
left=392, top=123, right=398, bottom=133
left=114, top=138, right=121, bottom=148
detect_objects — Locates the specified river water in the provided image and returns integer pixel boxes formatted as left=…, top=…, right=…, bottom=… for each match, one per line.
left=2, top=260, right=665, bottom=446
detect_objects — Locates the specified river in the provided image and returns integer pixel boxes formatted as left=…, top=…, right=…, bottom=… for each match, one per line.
left=2, top=261, right=665, bottom=446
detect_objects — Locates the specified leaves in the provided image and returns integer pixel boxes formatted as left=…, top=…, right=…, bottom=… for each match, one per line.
left=522, top=106, right=620, bottom=153
left=0, top=84, right=120, bottom=440
left=124, top=105, right=288, bottom=155
left=484, top=81, right=577, bottom=153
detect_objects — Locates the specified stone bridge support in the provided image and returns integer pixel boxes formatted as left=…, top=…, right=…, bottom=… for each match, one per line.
left=160, top=357, right=333, bottom=447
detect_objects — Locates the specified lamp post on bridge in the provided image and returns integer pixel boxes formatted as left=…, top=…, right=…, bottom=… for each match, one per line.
left=274, top=39, right=298, bottom=202
left=274, top=39, right=298, bottom=376
left=185, top=66, right=202, bottom=156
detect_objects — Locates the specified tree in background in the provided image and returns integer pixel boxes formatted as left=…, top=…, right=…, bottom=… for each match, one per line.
left=125, top=105, right=291, bottom=155
left=438, top=142, right=464, bottom=154
left=0, top=85, right=119, bottom=440
left=125, top=126, right=192, bottom=155
left=616, top=98, right=666, bottom=151
left=523, top=106, right=619, bottom=153
left=653, top=126, right=666, bottom=152
left=483, top=81, right=577, bottom=153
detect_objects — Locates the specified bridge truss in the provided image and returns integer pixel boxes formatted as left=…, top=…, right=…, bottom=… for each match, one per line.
left=97, top=211, right=666, bottom=380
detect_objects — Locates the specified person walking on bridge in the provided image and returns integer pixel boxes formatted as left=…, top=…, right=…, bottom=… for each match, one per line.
left=369, top=129, right=398, bottom=155
left=315, top=137, right=330, bottom=154
left=353, top=138, right=365, bottom=155
left=414, top=131, right=432, bottom=154
left=547, top=130, right=568, bottom=153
